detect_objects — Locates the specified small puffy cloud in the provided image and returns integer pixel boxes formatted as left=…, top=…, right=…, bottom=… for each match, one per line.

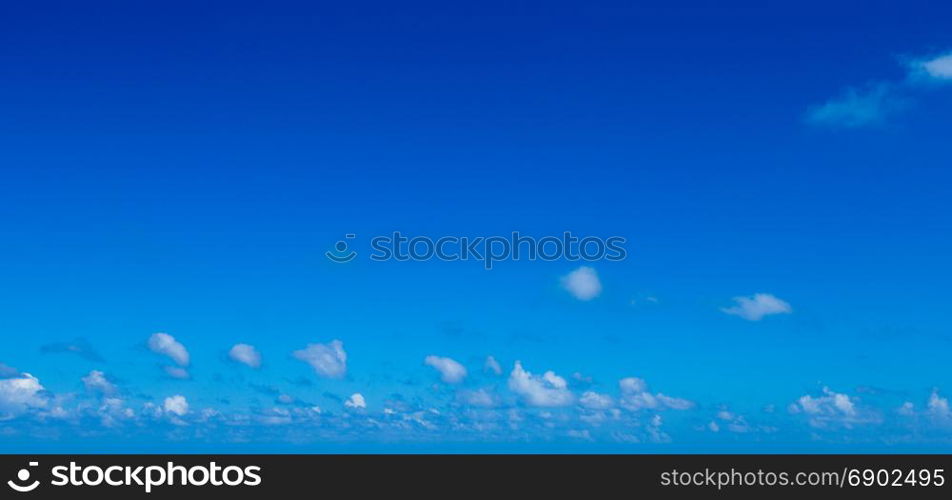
left=163, top=395, right=189, bottom=416
left=618, top=377, right=693, bottom=411
left=805, top=83, right=904, bottom=128
left=721, top=293, right=792, bottom=321
left=792, top=388, right=855, bottom=416
left=292, top=340, right=347, bottom=378
left=508, top=361, right=574, bottom=407
left=927, top=390, right=951, bottom=420
left=276, top=394, right=295, bottom=405
left=163, top=366, right=190, bottom=379
left=0, top=373, right=47, bottom=417
left=897, top=401, right=916, bottom=416
left=484, top=356, right=502, bottom=376
left=81, top=370, right=116, bottom=395
left=713, top=409, right=751, bottom=433
left=579, top=391, right=614, bottom=410
left=147, top=333, right=189, bottom=366
left=894, top=391, right=952, bottom=422
left=561, top=266, right=602, bottom=301
left=424, top=355, right=467, bottom=384
left=228, top=344, right=261, bottom=369
left=344, top=393, right=366, bottom=409
left=789, top=387, right=877, bottom=428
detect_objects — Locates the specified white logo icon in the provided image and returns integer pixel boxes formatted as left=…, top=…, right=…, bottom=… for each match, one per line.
left=7, top=462, right=40, bottom=493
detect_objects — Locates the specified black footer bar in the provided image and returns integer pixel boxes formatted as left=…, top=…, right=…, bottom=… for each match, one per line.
left=1, top=454, right=950, bottom=498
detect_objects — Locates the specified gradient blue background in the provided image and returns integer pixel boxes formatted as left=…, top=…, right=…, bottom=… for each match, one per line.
left=1, top=0, right=951, bottom=452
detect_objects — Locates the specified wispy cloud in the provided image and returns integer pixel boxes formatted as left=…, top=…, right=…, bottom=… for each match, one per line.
left=0, top=363, right=19, bottom=378
left=618, top=377, right=693, bottom=411
left=807, top=50, right=952, bottom=127
left=806, top=83, right=907, bottom=128
left=707, top=409, right=753, bottom=434
left=162, top=366, right=190, bottom=380
left=908, top=52, right=952, bottom=83
left=484, top=356, right=502, bottom=376
left=40, top=338, right=104, bottom=363
left=721, top=293, right=792, bottom=321
left=457, top=388, right=498, bottom=408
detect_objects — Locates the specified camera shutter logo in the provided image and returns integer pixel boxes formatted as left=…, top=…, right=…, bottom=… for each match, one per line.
left=7, top=462, right=40, bottom=493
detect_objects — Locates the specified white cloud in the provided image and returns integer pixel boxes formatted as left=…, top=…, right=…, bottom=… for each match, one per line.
left=567, top=429, right=592, bottom=440
left=579, top=391, right=614, bottom=410
left=0, top=373, right=46, bottom=418
left=792, top=388, right=855, bottom=416
left=896, top=391, right=952, bottom=422
left=656, top=394, right=694, bottom=410
left=561, top=266, right=602, bottom=301
left=163, top=395, right=189, bottom=416
left=912, top=52, right=952, bottom=81
left=228, top=344, right=261, bottom=369
left=424, top=355, right=467, bottom=384
left=808, top=49, right=952, bottom=128
left=927, top=390, right=951, bottom=420
left=81, top=370, right=116, bottom=395
left=714, top=409, right=751, bottom=433
left=788, top=387, right=877, bottom=428
left=484, top=356, right=502, bottom=376
left=458, top=389, right=497, bottom=408
left=98, top=398, right=135, bottom=427
left=508, top=361, right=574, bottom=407
left=619, top=377, right=647, bottom=394
left=147, top=333, right=189, bottom=366
left=806, top=83, right=903, bottom=128
left=344, top=393, right=366, bottom=409
left=163, top=366, right=190, bottom=379
left=618, top=377, right=693, bottom=411
left=292, top=340, right=347, bottom=378
left=721, top=293, right=792, bottom=321
left=897, top=401, right=916, bottom=416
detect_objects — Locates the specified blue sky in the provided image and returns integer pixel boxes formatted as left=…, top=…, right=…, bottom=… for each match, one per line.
left=1, top=0, right=952, bottom=452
